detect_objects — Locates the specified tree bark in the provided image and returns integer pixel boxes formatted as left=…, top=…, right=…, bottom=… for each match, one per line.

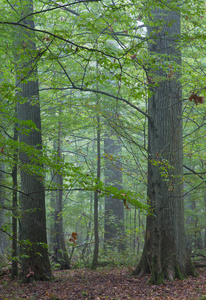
left=204, top=193, right=206, bottom=249
left=0, top=163, right=7, bottom=262
left=11, top=123, right=18, bottom=279
left=133, top=5, right=195, bottom=283
left=53, top=124, right=70, bottom=269
left=16, top=0, right=51, bottom=281
left=91, top=115, right=100, bottom=269
left=48, top=172, right=56, bottom=247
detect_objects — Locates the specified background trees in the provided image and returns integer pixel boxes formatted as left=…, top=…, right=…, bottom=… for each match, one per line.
left=0, top=0, right=205, bottom=283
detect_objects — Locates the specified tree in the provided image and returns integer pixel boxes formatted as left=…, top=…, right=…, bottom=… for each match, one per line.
left=133, top=3, right=195, bottom=283
left=0, top=163, right=6, bottom=261
left=1, top=0, right=204, bottom=278
left=15, top=0, right=51, bottom=280
left=11, top=122, right=18, bottom=279
left=104, top=131, right=125, bottom=251
left=52, top=115, right=70, bottom=269
left=91, top=110, right=101, bottom=269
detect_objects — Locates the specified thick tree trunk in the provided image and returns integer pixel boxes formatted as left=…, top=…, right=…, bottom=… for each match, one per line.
left=16, top=0, right=51, bottom=281
left=104, top=133, right=125, bottom=251
left=17, top=97, right=51, bottom=281
left=133, top=5, right=195, bottom=283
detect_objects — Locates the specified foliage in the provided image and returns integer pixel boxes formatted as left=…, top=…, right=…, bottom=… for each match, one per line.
left=0, top=0, right=206, bottom=281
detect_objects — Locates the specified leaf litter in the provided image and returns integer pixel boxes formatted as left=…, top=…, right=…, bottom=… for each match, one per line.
left=0, top=267, right=205, bottom=299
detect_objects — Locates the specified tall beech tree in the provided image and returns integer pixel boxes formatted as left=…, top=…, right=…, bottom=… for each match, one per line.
left=16, top=0, right=51, bottom=280
left=133, top=4, right=195, bottom=283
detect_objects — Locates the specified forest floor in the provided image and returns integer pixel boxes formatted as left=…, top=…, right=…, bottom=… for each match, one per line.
left=0, top=267, right=206, bottom=300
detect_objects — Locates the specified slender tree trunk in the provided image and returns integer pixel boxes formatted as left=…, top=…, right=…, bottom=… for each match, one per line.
left=133, top=4, right=195, bottom=283
left=205, top=193, right=206, bottom=248
left=81, top=194, right=93, bottom=260
left=104, top=132, right=125, bottom=251
left=11, top=123, right=18, bottom=279
left=15, top=0, right=51, bottom=281
left=91, top=115, right=101, bottom=269
left=53, top=122, right=70, bottom=269
left=48, top=172, right=56, bottom=247
left=0, top=90, right=7, bottom=263
left=0, top=163, right=6, bottom=261
left=133, top=208, right=136, bottom=252
left=91, top=61, right=101, bottom=269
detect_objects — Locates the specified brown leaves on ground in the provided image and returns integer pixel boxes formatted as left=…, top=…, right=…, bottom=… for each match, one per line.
left=0, top=267, right=206, bottom=300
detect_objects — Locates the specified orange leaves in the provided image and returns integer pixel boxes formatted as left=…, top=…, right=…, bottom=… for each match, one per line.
left=189, top=93, right=204, bottom=105
left=0, top=146, right=4, bottom=154
left=130, top=54, right=137, bottom=59
left=42, top=36, right=50, bottom=42
left=69, top=232, right=78, bottom=245
left=121, top=193, right=130, bottom=210
left=167, top=64, right=175, bottom=79
left=123, top=199, right=130, bottom=210
left=103, top=153, right=114, bottom=161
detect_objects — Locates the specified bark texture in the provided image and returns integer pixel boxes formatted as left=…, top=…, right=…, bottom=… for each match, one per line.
left=12, top=124, right=18, bottom=279
left=0, top=164, right=7, bottom=261
left=16, top=0, right=51, bottom=281
left=91, top=115, right=101, bottom=269
left=53, top=133, right=70, bottom=269
left=134, top=5, right=195, bottom=283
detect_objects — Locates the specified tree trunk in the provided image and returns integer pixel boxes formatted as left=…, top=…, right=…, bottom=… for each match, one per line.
left=0, top=163, right=7, bottom=262
left=204, top=193, right=206, bottom=249
left=48, top=172, right=56, bottom=247
left=91, top=115, right=100, bottom=269
left=16, top=0, right=51, bottom=281
left=53, top=125, right=70, bottom=269
left=133, top=5, right=195, bottom=283
left=11, top=123, right=18, bottom=279
left=104, top=133, right=125, bottom=251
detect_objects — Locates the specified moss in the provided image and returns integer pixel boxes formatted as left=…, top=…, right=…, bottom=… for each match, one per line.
left=175, top=265, right=184, bottom=280
left=149, top=271, right=164, bottom=284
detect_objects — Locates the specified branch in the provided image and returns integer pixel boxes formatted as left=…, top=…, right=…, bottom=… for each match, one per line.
left=0, top=21, right=142, bottom=61
left=17, top=0, right=99, bottom=23
left=0, top=125, right=14, bottom=139
left=183, top=165, right=205, bottom=180
left=72, top=86, right=150, bottom=118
